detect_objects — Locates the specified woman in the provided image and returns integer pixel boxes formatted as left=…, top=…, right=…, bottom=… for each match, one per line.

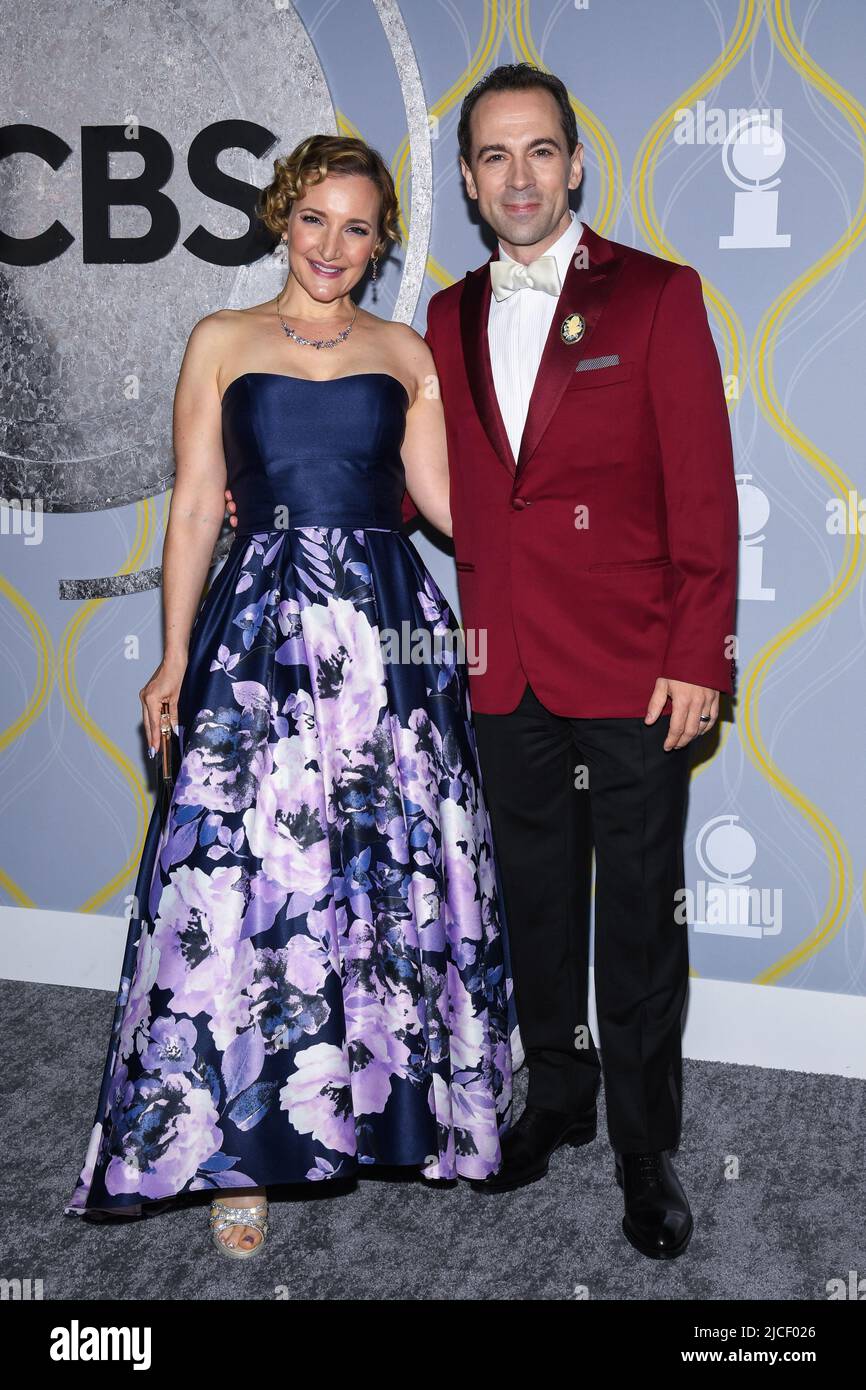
left=64, top=135, right=513, bottom=1257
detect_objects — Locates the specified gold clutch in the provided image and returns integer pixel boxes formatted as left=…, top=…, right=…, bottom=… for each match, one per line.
left=156, top=698, right=179, bottom=828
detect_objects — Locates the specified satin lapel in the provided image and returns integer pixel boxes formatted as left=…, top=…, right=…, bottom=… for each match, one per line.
left=516, top=224, right=626, bottom=477
left=459, top=254, right=517, bottom=478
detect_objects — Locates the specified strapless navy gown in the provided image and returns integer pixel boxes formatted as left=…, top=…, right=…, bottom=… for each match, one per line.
left=65, top=371, right=513, bottom=1217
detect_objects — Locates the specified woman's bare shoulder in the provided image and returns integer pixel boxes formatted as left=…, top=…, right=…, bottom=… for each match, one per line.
left=385, top=320, right=435, bottom=388
left=181, top=304, right=268, bottom=374
left=190, top=302, right=267, bottom=339
left=368, top=317, right=433, bottom=368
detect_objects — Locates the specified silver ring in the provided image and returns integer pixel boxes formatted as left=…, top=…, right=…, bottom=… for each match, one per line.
left=699, top=715, right=711, bottom=723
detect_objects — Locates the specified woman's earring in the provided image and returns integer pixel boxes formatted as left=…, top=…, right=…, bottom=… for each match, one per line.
left=275, top=235, right=289, bottom=266
left=370, top=253, right=379, bottom=302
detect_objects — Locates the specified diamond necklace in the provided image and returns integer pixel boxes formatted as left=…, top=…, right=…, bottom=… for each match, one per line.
left=275, top=294, right=358, bottom=350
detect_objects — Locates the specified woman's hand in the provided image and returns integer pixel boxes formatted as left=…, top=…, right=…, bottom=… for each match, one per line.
left=139, top=655, right=188, bottom=755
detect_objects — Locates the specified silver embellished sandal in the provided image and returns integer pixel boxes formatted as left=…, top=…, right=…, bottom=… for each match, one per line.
left=209, top=1197, right=269, bottom=1258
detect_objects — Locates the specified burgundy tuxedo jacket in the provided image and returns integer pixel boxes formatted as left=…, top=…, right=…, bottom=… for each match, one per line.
left=403, top=221, right=739, bottom=718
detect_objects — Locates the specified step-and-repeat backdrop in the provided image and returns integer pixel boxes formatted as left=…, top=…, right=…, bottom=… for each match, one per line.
left=2, top=1, right=864, bottom=1007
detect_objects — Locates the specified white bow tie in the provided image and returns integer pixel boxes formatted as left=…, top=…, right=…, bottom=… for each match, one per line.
left=490, top=254, right=561, bottom=302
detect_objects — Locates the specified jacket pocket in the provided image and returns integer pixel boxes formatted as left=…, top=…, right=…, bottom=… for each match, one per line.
left=587, top=556, right=671, bottom=574
left=455, top=560, right=476, bottom=572
left=566, top=360, right=634, bottom=390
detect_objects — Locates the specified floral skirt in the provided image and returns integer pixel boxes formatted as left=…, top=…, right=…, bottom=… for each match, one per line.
left=64, top=526, right=513, bottom=1216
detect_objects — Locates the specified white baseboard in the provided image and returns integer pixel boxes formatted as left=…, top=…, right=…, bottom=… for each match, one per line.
left=677, top=973, right=866, bottom=1079
left=1, top=905, right=130, bottom=990
left=3, top=907, right=864, bottom=1080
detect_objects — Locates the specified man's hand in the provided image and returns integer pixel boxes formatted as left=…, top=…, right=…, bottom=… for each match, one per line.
left=225, top=488, right=238, bottom=527
left=645, top=677, right=719, bottom=751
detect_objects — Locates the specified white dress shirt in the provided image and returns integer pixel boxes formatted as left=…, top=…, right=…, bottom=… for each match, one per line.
left=488, top=210, right=584, bottom=461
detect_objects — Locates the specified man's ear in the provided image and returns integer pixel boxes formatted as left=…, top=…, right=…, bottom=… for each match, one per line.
left=568, top=142, right=584, bottom=193
left=459, top=156, right=478, bottom=202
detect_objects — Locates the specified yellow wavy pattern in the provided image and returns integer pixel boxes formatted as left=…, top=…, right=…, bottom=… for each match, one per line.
left=1, top=496, right=159, bottom=911
left=393, top=0, right=507, bottom=290
left=58, top=498, right=157, bottom=912
left=0, top=569, right=54, bottom=905
left=634, top=0, right=758, bottom=387
left=742, top=0, right=864, bottom=983
left=511, top=0, right=622, bottom=233
left=632, top=0, right=760, bottom=807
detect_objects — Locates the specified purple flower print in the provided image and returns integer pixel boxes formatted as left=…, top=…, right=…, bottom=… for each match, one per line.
left=209, top=643, right=240, bottom=677
left=389, top=713, right=441, bottom=823
left=234, top=589, right=276, bottom=650
left=104, top=1069, right=224, bottom=1201
left=119, top=928, right=160, bottom=1063
left=302, top=595, right=386, bottom=750
left=248, top=939, right=333, bottom=1049
left=244, top=735, right=333, bottom=902
left=342, top=986, right=413, bottom=1115
left=424, top=1073, right=458, bottom=1179
left=64, top=518, right=513, bottom=1218
left=416, top=576, right=450, bottom=633
left=275, top=596, right=307, bottom=667
left=140, top=1015, right=199, bottom=1077
left=174, top=695, right=271, bottom=815
left=65, top=1122, right=103, bottom=1211
left=152, top=863, right=257, bottom=1051
left=412, top=873, right=445, bottom=953
left=280, top=1042, right=356, bottom=1155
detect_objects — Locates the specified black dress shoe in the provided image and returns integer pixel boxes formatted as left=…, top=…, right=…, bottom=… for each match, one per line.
left=472, top=1103, right=597, bottom=1194
left=614, top=1150, right=693, bottom=1259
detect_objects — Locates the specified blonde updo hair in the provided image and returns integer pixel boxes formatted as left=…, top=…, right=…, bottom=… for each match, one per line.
left=257, top=135, right=401, bottom=261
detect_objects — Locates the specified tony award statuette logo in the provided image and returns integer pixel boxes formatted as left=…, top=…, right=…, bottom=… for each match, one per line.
left=737, top=474, right=776, bottom=602
left=719, top=113, right=791, bottom=250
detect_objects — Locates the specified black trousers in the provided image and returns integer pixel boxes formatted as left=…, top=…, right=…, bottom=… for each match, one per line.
left=472, top=682, right=691, bottom=1153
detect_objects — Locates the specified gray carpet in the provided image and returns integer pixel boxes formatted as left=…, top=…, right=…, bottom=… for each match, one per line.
left=3, top=978, right=863, bottom=1300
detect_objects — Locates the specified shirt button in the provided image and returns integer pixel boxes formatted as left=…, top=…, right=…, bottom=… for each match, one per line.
left=512, top=496, right=529, bottom=510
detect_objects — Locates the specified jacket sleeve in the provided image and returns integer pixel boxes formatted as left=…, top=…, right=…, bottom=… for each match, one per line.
left=648, top=263, right=739, bottom=694
left=400, top=293, right=443, bottom=526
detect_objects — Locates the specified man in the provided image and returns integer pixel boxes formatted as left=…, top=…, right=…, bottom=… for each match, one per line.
left=409, top=64, right=738, bottom=1260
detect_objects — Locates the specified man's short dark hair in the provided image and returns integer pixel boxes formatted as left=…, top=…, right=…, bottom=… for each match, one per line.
left=457, top=63, right=579, bottom=166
